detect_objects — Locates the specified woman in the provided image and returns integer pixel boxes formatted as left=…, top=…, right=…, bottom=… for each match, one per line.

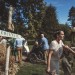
left=46, top=30, right=75, bottom=75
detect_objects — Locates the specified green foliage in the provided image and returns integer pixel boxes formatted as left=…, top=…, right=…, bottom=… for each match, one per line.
left=0, top=0, right=72, bottom=41
left=68, top=6, right=75, bottom=43
left=0, top=0, right=8, bottom=30
left=41, top=5, right=59, bottom=42
left=5, top=0, right=46, bottom=37
left=68, top=6, right=75, bottom=27
left=24, top=0, right=46, bottom=38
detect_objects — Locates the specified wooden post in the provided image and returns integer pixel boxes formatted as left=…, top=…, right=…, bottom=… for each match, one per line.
left=8, top=6, right=14, bottom=31
left=5, top=45, right=11, bottom=75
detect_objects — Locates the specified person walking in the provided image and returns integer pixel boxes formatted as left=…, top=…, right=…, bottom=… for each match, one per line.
left=14, top=37, right=25, bottom=63
left=39, top=33, right=49, bottom=64
left=46, top=30, right=75, bottom=75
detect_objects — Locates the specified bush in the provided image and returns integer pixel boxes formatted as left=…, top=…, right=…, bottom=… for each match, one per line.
left=28, top=40, right=35, bottom=45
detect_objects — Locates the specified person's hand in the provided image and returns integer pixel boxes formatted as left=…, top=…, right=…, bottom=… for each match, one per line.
left=63, top=45, right=70, bottom=50
left=64, top=45, right=69, bottom=49
left=64, top=45, right=75, bottom=55
left=46, top=68, right=50, bottom=74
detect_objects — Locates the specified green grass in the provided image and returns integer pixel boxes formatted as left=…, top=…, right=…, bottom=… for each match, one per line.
left=16, top=61, right=75, bottom=75
left=16, top=63, right=46, bottom=75
left=16, top=58, right=75, bottom=75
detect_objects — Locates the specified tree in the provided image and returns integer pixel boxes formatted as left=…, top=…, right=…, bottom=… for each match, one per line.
left=0, top=0, right=28, bottom=34
left=68, top=6, right=75, bottom=43
left=41, top=5, right=59, bottom=41
left=0, top=0, right=46, bottom=37
left=0, top=0, right=8, bottom=30
left=68, top=6, right=75, bottom=27
left=21, top=0, right=46, bottom=38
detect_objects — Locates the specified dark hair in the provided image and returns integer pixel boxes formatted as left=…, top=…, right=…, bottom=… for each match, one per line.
left=53, top=30, right=63, bottom=38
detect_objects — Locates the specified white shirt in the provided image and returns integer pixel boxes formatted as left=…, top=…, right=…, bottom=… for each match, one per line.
left=50, top=40, right=64, bottom=60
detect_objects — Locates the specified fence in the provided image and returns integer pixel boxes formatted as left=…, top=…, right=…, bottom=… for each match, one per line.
left=0, top=30, right=22, bottom=75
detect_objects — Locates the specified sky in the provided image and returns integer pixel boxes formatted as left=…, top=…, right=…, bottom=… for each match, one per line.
left=44, top=0, right=75, bottom=24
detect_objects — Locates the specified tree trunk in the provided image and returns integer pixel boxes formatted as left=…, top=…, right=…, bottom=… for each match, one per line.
left=8, top=6, right=14, bottom=32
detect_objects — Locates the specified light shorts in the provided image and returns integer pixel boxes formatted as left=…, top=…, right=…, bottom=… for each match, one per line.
left=50, top=59, right=59, bottom=75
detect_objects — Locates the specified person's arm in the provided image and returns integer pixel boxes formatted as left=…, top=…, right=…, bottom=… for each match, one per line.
left=46, top=50, right=53, bottom=73
left=63, top=45, right=75, bottom=55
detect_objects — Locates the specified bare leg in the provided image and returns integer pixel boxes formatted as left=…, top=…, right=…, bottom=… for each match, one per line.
left=18, top=50, right=21, bottom=63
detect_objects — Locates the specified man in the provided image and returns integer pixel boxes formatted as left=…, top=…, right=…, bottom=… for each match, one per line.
left=14, top=37, right=25, bottom=63
left=40, top=33, right=49, bottom=64
left=46, top=30, right=75, bottom=75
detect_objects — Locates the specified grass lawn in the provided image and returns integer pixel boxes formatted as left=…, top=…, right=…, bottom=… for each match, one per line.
left=16, top=62, right=46, bottom=75
left=16, top=59, right=75, bottom=75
